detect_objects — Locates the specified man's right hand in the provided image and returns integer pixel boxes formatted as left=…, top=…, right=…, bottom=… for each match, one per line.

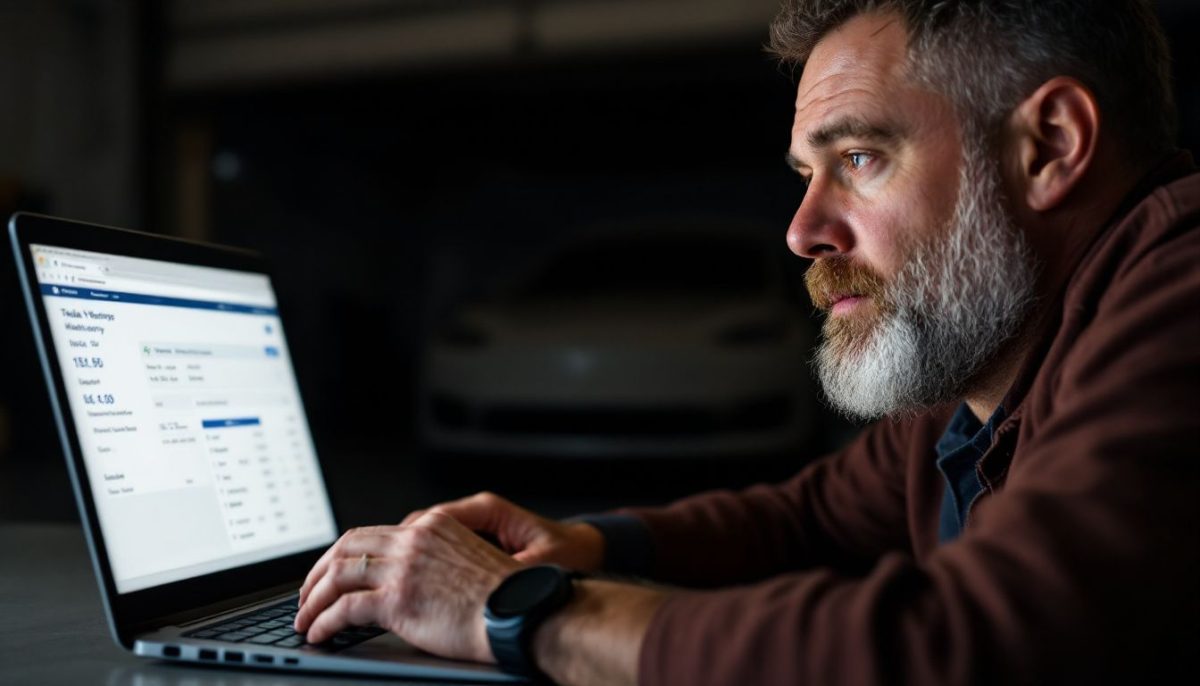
left=399, top=492, right=607, bottom=572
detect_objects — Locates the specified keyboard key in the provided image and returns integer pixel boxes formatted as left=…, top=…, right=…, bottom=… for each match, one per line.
left=274, top=635, right=306, bottom=648
left=263, top=629, right=295, bottom=640
left=185, top=599, right=308, bottom=641
left=191, top=629, right=221, bottom=638
left=247, top=634, right=281, bottom=644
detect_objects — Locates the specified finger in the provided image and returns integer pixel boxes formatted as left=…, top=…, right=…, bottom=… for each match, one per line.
left=296, top=555, right=392, bottom=632
left=512, top=546, right=552, bottom=565
left=425, top=491, right=512, bottom=533
left=299, top=530, right=396, bottom=606
left=299, top=533, right=374, bottom=607
left=305, top=590, right=381, bottom=645
left=411, top=509, right=476, bottom=542
left=398, top=509, right=427, bottom=527
left=297, top=554, right=389, bottom=631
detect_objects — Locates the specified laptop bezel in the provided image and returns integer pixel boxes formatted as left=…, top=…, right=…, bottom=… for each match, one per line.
left=8, top=212, right=342, bottom=648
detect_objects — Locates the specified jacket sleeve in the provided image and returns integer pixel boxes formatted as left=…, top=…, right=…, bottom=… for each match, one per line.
left=634, top=187, right=1200, bottom=685
left=617, top=414, right=944, bottom=587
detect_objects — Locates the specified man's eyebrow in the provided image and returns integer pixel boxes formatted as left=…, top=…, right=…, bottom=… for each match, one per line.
left=787, top=116, right=906, bottom=171
left=807, top=116, right=903, bottom=148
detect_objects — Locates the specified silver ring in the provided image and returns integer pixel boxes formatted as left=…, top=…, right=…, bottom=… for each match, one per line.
left=358, top=553, right=370, bottom=576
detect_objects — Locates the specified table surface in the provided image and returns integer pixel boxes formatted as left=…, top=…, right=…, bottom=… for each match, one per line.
left=0, top=522, right=470, bottom=685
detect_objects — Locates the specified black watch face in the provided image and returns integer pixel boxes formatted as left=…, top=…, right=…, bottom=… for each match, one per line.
left=487, top=566, right=564, bottom=618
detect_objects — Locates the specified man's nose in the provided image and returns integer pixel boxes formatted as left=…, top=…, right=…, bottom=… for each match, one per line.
left=786, top=180, right=854, bottom=259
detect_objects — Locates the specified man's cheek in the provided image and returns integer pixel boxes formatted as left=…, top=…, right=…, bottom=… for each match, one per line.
left=839, top=205, right=909, bottom=276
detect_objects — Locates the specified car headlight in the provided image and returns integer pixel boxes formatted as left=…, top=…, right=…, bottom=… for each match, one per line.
left=715, top=319, right=789, bottom=347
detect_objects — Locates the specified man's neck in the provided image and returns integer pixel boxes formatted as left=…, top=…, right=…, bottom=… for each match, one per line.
left=963, top=143, right=1161, bottom=424
left=964, top=328, right=1033, bottom=422
left=964, top=352, right=1022, bottom=424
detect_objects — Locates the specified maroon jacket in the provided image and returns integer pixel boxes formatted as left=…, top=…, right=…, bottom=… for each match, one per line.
left=623, top=153, right=1200, bottom=685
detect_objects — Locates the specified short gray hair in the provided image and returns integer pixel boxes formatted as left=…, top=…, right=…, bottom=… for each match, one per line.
left=769, top=0, right=1177, bottom=160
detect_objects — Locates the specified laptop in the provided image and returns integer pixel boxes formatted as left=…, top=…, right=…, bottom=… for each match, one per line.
left=8, top=212, right=520, bottom=681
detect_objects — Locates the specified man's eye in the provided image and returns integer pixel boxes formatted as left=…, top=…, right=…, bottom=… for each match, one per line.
left=845, top=152, right=873, bottom=171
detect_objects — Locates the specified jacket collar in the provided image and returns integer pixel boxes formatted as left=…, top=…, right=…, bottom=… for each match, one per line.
left=978, top=149, right=1197, bottom=487
left=998, top=149, right=1196, bottom=425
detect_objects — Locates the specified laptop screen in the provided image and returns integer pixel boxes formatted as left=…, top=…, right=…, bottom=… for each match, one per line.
left=29, top=243, right=338, bottom=594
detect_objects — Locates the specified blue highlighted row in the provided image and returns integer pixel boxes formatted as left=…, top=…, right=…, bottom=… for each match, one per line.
left=40, top=284, right=278, bottom=316
left=202, top=417, right=262, bottom=429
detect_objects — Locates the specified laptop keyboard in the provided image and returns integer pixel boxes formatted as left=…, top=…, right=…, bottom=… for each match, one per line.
left=184, top=598, right=385, bottom=650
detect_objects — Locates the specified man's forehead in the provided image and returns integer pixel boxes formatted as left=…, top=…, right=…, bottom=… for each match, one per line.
left=793, top=13, right=911, bottom=134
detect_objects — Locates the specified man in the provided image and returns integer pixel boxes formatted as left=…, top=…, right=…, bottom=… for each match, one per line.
left=294, top=1, right=1199, bottom=683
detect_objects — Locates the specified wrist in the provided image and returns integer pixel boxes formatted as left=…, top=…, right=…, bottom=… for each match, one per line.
left=484, top=565, right=579, bottom=677
left=531, top=579, right=666, bottom=686
left=530, top=578, right=593, bottom=684
left=477, top=563, right=522, bottom=663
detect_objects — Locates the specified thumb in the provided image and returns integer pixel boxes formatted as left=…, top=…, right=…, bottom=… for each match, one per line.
left=512, top=545, right=557, bottom=565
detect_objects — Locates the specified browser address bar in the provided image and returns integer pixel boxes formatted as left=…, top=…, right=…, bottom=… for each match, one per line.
left=101, top=267, right=270, bottom=295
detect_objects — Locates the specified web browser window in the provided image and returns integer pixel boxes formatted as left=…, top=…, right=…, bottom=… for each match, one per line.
left=30, top=244, right=338, bottom=593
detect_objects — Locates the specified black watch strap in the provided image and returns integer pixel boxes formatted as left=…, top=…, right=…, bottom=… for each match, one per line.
left=484, top=565, right=579, bottom=678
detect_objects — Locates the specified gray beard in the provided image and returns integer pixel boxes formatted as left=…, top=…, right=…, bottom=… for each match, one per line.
left=814, top=135, right=1038, bottom=420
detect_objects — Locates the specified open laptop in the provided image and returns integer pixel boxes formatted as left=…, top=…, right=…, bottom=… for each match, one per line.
left=8, top=212, right=520, bottom=681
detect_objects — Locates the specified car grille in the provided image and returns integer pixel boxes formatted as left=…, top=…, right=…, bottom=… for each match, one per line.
left=431, top=394, right=792, bottom=437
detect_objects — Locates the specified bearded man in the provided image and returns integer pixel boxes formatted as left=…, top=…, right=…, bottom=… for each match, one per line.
left=293, top=1, right=1199, bottom=684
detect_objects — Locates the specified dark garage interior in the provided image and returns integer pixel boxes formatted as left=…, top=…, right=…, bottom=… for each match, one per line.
left=1, top=0, right=1196, bottom=554
left=2, top=2, right=1199, bottom=684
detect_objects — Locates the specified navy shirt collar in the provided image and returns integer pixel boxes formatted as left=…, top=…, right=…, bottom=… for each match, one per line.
left=935, top=402, right=1007, bottom=543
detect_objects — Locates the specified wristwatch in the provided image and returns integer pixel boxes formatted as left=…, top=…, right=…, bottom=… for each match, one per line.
left=484, top=565, right=578, bottom=678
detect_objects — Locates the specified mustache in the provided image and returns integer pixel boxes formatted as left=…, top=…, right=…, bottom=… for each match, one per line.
left=804, top=256, right=890, bottom=311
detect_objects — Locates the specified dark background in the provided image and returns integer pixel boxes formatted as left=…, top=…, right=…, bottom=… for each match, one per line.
left=2, top=0, right=1197, bottom=527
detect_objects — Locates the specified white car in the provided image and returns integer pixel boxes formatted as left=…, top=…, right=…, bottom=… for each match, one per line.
left=419, top=224, right=819, bottom=458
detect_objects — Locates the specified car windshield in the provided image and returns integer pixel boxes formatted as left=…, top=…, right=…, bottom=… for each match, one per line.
left=517, top=235, right=768, bottom=299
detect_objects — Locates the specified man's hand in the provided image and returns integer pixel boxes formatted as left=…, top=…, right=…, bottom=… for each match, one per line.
left=293, top=511, right=521, bottom=661
left=400, top=491, right=607, bottom=572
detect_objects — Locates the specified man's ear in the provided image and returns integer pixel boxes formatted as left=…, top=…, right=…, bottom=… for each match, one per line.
left=1007, top=77, right=1101, bottom=212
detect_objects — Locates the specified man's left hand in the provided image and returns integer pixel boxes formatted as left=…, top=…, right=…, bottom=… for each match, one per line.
left=293, top=511, right=521, bottom=662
